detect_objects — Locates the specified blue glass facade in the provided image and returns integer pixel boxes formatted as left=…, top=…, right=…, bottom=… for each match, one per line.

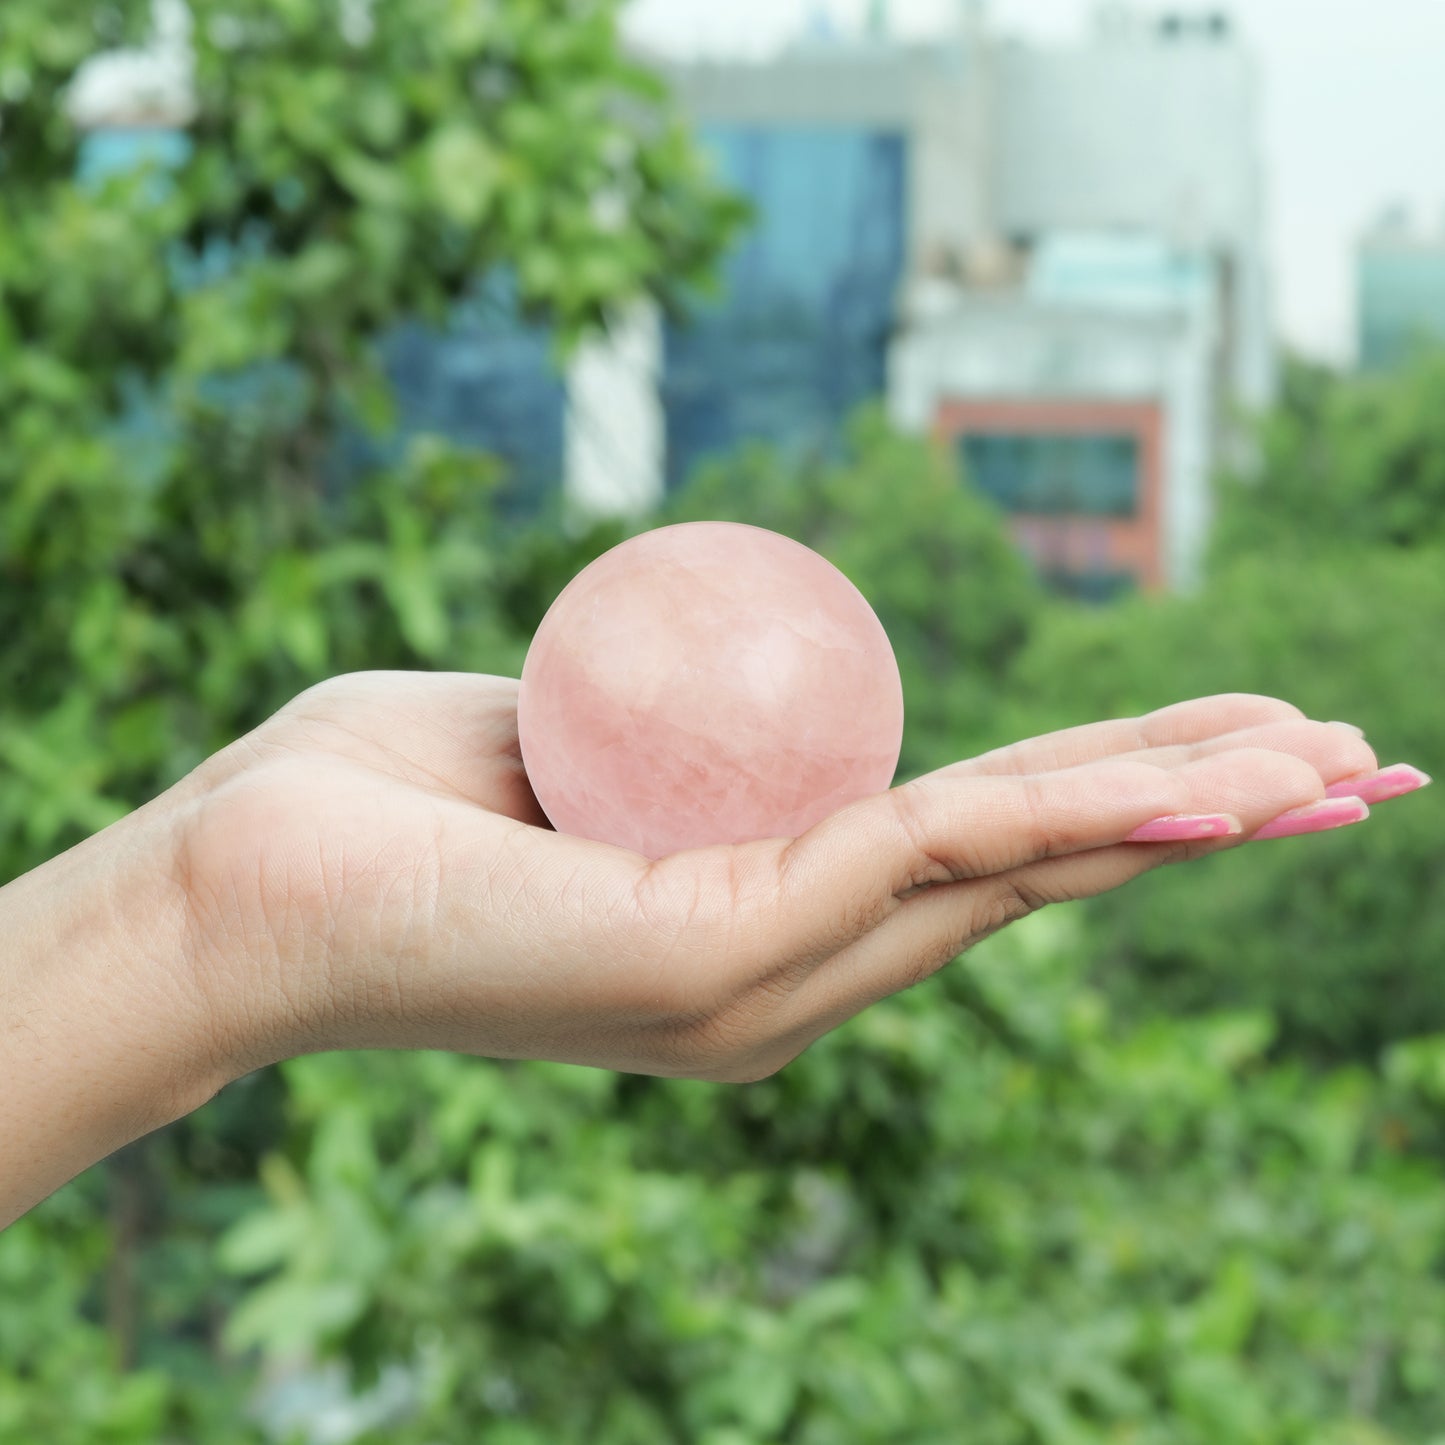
left=76, top=129, right=565, bottom=514
left=78, top=123, right=909, bottom=504
left=662, top=125, right=909, bottom=491
left=367, top=280, right=565, bottom=517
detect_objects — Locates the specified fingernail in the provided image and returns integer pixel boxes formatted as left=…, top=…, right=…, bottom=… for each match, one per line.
left=1253, top=796, right=1370, bottom=841
left=1324, top=764, right=1431, bottom=804
left=1126, top=813, right=1244, bottom=843
left=1328, top=721, right=1367, bottom=738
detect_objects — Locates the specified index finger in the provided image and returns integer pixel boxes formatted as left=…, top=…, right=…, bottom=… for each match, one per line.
left=937, top=694, right=1310, bottom=780
left=707, top=756, right=1199, bottom=982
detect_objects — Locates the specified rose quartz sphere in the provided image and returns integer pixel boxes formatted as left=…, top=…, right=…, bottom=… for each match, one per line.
left=517, top=521, right=905, bottom=859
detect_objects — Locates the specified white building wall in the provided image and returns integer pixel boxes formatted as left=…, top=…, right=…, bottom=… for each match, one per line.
left=888, top=293, right=1216, bottom=590
left=670, top=29, right=1273, bottom=409
left=1162, top=305, right=1216, bottom=591
left=891, top=296, right=1191, bottom=407
left=993, top=42, right=1259, bottom=250
left=564, top=303, right=665, bottom=521
left=992, top=35, right=1273, bottom=412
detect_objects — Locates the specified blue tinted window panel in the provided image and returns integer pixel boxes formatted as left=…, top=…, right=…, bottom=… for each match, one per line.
left=76, top=129, right=563, bottom=517
left=960, top=433, right=1139, bottom=517
left=370, top=279, right=566, bottom=517
left=1042, top=569, right=1138, bottom=603
left=664, top=125, right=909, bottom=490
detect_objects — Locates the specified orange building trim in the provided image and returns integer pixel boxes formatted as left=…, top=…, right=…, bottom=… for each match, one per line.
left=933, top=397, right=1167, bottom=593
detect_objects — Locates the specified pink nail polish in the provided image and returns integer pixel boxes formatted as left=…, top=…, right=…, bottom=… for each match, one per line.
left=1325, top=764, right=1431, bottom=804
left=1126, top=813, right=1244, bottom=843
left=1253, top=796, right=1370, bottom=841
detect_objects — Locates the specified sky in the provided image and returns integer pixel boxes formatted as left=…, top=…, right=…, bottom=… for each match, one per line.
left=623, top=0, right=1445, bottom=365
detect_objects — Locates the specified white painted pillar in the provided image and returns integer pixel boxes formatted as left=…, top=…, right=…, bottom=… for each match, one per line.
left=564, top=301, right=665, bottom=520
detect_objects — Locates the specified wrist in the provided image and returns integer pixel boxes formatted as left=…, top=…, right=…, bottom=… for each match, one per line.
left=0, top=796, right=228, bottom=1224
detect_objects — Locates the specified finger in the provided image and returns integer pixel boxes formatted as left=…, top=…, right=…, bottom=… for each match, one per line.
left=712, top=756, right=1200, bottom=991
left=757, top=746, right=1334, bottom=1044
left=1325, top=762, right=1432, bottom=804
left=1100, top=717, right=1377, bottom=787
left=941, top=694, right=1310, bottom=781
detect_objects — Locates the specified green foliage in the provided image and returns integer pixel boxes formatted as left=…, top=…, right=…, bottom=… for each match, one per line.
left=181, top=921, right=1445, bottom=1442
left=1001, top=359, right=1445, bottom=1058
left=0, top=1168, right=267, bottom=1444
left=174, top=0, right=748, bottom=357
left=0, top=8, right=152, bottom=182
left=1212, top=355, right=1445, bottom=560
left=5, top=7, right=1445, bottom=1442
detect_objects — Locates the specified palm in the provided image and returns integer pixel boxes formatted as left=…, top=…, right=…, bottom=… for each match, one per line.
left=174, top=672, right=1373, bottom=1082
left=243, top=671, right=546, bottom=824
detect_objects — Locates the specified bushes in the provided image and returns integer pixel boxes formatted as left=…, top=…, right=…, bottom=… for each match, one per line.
left=172, top=919, right=1445, bottom=1442
left=1001, top=367, right=1445, bottom=1060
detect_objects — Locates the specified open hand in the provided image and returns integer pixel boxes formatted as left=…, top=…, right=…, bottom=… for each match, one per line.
left=163, top=673, right=1388, bottom=1087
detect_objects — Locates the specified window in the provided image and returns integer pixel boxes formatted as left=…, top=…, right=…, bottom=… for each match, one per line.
left=663, top=126, right=909, bottom=490
left=960, top=432, right=1140, bottom=517
left=74, top=130, right=565, bottom=518
left=1041, top=569, right=1138, bottom=603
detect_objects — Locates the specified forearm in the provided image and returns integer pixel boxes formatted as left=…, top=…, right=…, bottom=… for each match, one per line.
left=0, top=800, right=221, bottom=1229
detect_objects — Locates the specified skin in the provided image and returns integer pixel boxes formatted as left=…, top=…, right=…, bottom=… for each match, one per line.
left=0, top=675, right=1384, bottom=1229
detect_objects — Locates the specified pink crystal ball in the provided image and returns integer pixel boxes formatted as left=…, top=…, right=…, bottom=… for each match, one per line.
left=517, top=521, right=905, bottom=859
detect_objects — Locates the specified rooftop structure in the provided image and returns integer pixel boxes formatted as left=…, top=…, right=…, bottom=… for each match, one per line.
left=648, top=5, right=1274, bottom=594
left=1357, top=206, right=1445, bottom=372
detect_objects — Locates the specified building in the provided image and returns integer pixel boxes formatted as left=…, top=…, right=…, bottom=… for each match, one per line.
left=70, top=4, right=1274, bottom=595
left=644, top=4, right=1275, bottom=595
left=893, top=234, right=1218, bottom=596
left=1357, top=207, right=1445, bottom=372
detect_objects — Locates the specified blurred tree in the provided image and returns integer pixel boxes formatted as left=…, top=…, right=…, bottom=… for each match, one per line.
left=195, top=918, right=1445, bottom=1443
left=1212, top=352, right=1445, bottom=560
left=0, top=0, right=743, bottom=1431
left=1002, top=356, right=1445, bottom=1059
left=0, top=0, right=746, bottom=873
